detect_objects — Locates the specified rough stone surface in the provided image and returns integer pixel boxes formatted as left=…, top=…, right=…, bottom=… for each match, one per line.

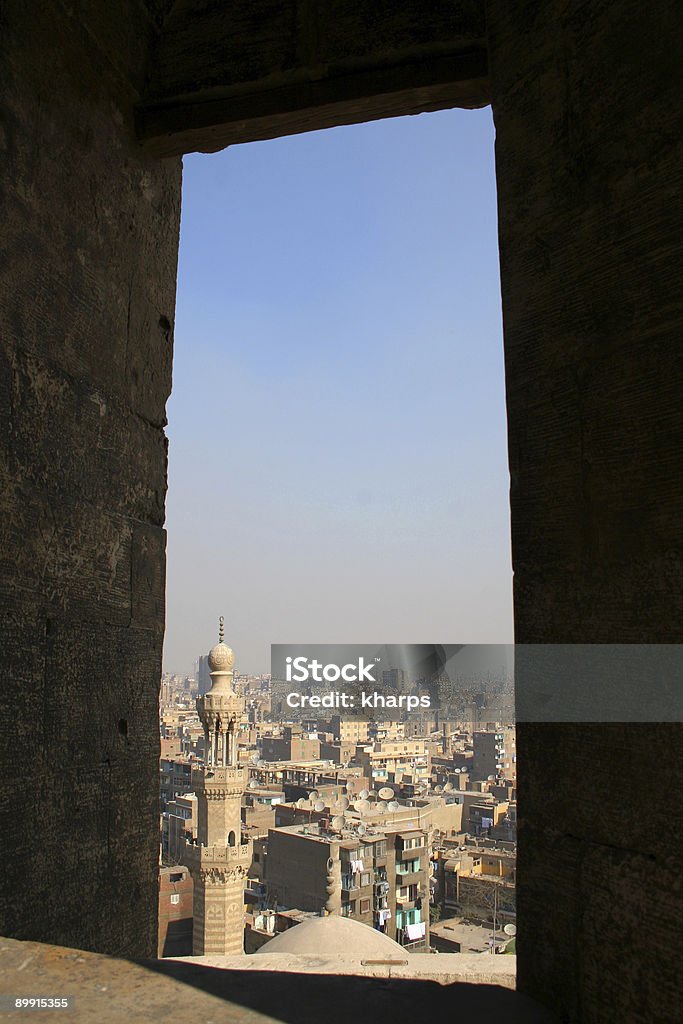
left=0, top=937, right=556, bottom=1023
left=0, top=0, right=181, bottom=957
left=137, top=0, right=489, bottom=155
left=179, top=949, right=517, bottom=988
left=487, top=1, right=683, bottom=1021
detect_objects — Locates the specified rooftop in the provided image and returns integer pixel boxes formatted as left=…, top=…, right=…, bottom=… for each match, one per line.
left=0, top=936, right=556, bottom=1023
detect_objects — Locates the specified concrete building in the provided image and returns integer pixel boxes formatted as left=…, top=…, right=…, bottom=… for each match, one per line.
left=319, top=716, right=371, bottom=744
left=382, top=668, right=408, bottom=692
left=264, top=820, right=429, bottom=950
left=248, top=761, right=366, bottom=800
left=161, top=792, right=197, bottom=865
left=435, top=840, right=516, bottom=926
left=198, top=655, right=215, bottom=696
left=260, top=726, right=321, bottom=762
left=158, top=866, right=193, bottom=958
left=473, top=727, right=516, bottom=783
left=242, top=783, right=285, bottom=845
left=318, top=740, right=357, bottom=764
left=160, top=757, right=195, bottom=810
left=183, top=622, right=252, bottom=955
left=353, top=739, right=431, bottom=787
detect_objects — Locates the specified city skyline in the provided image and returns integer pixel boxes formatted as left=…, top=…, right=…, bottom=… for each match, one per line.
left=160, top=628, right=517, bottom=959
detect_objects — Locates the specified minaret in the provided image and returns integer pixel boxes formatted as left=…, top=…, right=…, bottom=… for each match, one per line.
left=184, top=618, right=251, bottom=955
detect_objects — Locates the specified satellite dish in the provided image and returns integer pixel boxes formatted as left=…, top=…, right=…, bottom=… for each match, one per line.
left=314, top=800, right=325, bottom=812
left=504, top=924, right=517, bottom=937
left=357, top=823, right=367, bottom=836
left=309, top=790, right=319, bottom=801
left=359, top=789, right=369, bottom=800
left=331, top=815, right=346, bottom=831
left=296, top=798, right=306, bottom=808
left=454, top=768, right=461, bottom=774
left=356, top=799, right=370, bottom=814
left=378, top=787, right=394, bottom=800
left=387, top=801, right=400, bottom=811
left=444, top=783, right=453, bottom=792
left=487, top=775, right=496, bottom=782
left=345, top=783, right=355, bottom=793
left=248, top=780, right=258, bottom=789
left=339, top=796, right=350, bottom=811
left=434, top=785, right=443, bottom=793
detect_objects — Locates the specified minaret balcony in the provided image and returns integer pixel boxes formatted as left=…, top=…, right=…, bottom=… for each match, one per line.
left=192, top=765, right=246, bottom=788
left=183, top=841, right=252, bottom=870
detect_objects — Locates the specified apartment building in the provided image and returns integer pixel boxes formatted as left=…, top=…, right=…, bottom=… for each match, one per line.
left=263, top=821, right=430, bottom=949
left=472, top=726, right=516, bottom=783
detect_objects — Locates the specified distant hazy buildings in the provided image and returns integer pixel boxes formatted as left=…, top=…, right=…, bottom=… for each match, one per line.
left=160, top=638, right=517, bottom=956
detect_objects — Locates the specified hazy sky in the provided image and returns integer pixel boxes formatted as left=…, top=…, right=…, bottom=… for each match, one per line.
left=163, top=106, right=513, bottom=676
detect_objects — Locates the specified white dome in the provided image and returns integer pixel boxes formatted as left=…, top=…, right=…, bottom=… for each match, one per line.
left=255, top=915, right=405, bottom=956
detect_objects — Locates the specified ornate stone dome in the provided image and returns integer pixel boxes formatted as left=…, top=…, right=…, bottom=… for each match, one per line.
left=208, top=642, right=235, bottom=672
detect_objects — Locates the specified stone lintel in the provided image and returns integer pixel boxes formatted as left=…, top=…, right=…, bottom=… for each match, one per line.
left=136, top=2, right=489, bottom=155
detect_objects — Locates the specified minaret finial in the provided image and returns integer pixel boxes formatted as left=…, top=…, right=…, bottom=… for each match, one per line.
left=218, top=615, right=225, bottom=644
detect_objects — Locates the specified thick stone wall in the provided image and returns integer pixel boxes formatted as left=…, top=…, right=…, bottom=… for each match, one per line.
left=487, top=2, right=683, bottom=1020
left=0, top=1, right=181, bottom=956
left=2, top=1, right=682, bottom=1011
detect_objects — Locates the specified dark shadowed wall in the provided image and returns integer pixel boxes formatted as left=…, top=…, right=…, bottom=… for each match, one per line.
left=487, top=1, right=683, bottom=1020
left=0, top=0, right=181, bottom=956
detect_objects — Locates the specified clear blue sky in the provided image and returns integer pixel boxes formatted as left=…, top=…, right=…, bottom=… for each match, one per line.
left=163, top=106, right=512, bottom=676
